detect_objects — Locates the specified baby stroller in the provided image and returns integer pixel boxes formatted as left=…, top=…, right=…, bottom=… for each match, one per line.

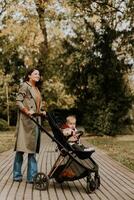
left=30, top=110, right=100, bottom=193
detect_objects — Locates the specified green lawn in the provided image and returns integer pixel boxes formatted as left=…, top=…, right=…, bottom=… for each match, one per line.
left=87, top=135, right=134, bottom=171
left=0, top=131, right=15, bottom=153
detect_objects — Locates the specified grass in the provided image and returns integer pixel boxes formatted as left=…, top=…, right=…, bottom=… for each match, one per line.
left=87, top=135, right=134, bottom=171
left=0, top=130, right=15, bottom=153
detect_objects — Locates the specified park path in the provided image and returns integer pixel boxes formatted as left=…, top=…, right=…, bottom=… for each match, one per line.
left=0, top=133, right=133, bottom=200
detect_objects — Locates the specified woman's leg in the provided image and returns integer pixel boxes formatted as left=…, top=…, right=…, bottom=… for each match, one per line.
left=13, top=151, right=24, bottom=181
left=27, top=153, right=38, bottom=183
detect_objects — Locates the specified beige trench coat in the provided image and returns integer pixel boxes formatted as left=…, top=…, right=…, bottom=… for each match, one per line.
left=14, top=82, right=44, bottom=154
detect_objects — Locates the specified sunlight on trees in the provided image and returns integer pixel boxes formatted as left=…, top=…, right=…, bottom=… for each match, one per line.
left=0, top=0, right=133, bottom=134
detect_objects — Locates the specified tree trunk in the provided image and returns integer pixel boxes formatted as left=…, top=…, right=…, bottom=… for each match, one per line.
left=34, top=0, right=48, bottom=69
left=5, top=82, right=10, bottom=126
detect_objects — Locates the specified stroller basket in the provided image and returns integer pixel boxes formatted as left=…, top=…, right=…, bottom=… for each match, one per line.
left=52, top=153, right=96, bottom=183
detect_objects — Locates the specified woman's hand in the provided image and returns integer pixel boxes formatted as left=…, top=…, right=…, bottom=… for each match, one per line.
left=21, top=108, right=35, bottom=116
left=26, top=110, right=35, bottom=116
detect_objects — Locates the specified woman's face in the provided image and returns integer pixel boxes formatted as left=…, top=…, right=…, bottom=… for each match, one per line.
left=28, top=70, right=40, bottom=82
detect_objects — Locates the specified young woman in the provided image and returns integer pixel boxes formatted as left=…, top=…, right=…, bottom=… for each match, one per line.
left=13, top=68, right=46, bottom=183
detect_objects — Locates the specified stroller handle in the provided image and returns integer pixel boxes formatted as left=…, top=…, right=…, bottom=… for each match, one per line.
left=29, top=113, right=68, bottom=151
left=30, top=112, right=48, bottom=120
left=31, top=112, right=46, bottom=117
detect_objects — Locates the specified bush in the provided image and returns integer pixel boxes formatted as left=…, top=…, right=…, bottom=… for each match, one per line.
left=0, top=119, right=10, bottom=131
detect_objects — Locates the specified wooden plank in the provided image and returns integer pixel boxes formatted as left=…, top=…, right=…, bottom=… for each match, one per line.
left=94, top=152, right=134, bottom=184
left=0, top=134, right=134, bottom=200
left=52, top=151, right=71, bottom=200
left=94, top=154, right=134, bottom=199
left=46, top=141, right=58, bottom=200
left=32, top=146, right=44, bottom=200
left=94, top=152, right=134, bottom=188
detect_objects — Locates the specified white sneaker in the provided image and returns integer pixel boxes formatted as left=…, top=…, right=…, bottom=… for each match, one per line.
left=84, top=147, right=95, bottom=152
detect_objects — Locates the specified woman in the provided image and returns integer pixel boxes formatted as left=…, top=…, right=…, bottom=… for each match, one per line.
left=13, top=68, right=46, bottom=183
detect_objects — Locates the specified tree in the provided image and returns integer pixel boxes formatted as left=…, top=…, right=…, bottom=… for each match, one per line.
left=0, top=69, right=18, bottom=125
left=58, top=0, right=133, bottom=135
left=33, top=0, right=48, bottom=74
left=0, top=0, right=133, bottom=133
left=0, top=0, right=76, bottom=123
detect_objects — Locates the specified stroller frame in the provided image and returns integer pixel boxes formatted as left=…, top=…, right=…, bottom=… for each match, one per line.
left=30, top=112, right=100, bottom=193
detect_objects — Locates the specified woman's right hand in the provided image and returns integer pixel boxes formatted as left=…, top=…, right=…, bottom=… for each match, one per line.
left=26, top=110, right=35, bottom=116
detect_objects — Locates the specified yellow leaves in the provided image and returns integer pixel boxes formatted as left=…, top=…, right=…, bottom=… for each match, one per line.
left=43, top=76, right=76, bottom=109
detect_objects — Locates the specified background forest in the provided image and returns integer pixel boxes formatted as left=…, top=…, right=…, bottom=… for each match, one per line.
left=0, top=0, right=134, bottom=135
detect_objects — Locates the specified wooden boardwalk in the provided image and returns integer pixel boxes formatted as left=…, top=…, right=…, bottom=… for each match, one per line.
left=0, top=134, right=134, bottom=200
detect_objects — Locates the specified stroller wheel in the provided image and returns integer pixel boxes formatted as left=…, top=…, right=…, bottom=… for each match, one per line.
left=33, top=172, right=49, bottom=190
left=87, top=178, right=96, bottom=193
left=95, top=175, right=100, bottom=189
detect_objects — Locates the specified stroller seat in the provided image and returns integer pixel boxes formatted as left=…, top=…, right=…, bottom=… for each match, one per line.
left=47, top=111, right=95, bottom=159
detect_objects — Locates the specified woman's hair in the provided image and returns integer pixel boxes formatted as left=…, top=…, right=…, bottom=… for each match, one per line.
left=24, top=68, right=42, bottom=88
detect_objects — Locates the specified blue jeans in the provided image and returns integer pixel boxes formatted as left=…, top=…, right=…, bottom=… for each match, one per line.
left=13, top=151, right=38, bottom=182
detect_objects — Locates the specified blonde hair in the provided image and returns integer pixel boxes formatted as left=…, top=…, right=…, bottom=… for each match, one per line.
left=66, top=115, right=76, bottom=124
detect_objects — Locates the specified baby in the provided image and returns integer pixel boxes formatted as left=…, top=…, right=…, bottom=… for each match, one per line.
left=61, top=115, right=95, bottom=152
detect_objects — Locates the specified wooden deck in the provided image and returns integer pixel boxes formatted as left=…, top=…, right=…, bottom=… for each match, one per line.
left=0, top=134, right=134, bottom=200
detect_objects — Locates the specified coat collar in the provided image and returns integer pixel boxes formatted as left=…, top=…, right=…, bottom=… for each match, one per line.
left=25, top=81, right=41, bottom=108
